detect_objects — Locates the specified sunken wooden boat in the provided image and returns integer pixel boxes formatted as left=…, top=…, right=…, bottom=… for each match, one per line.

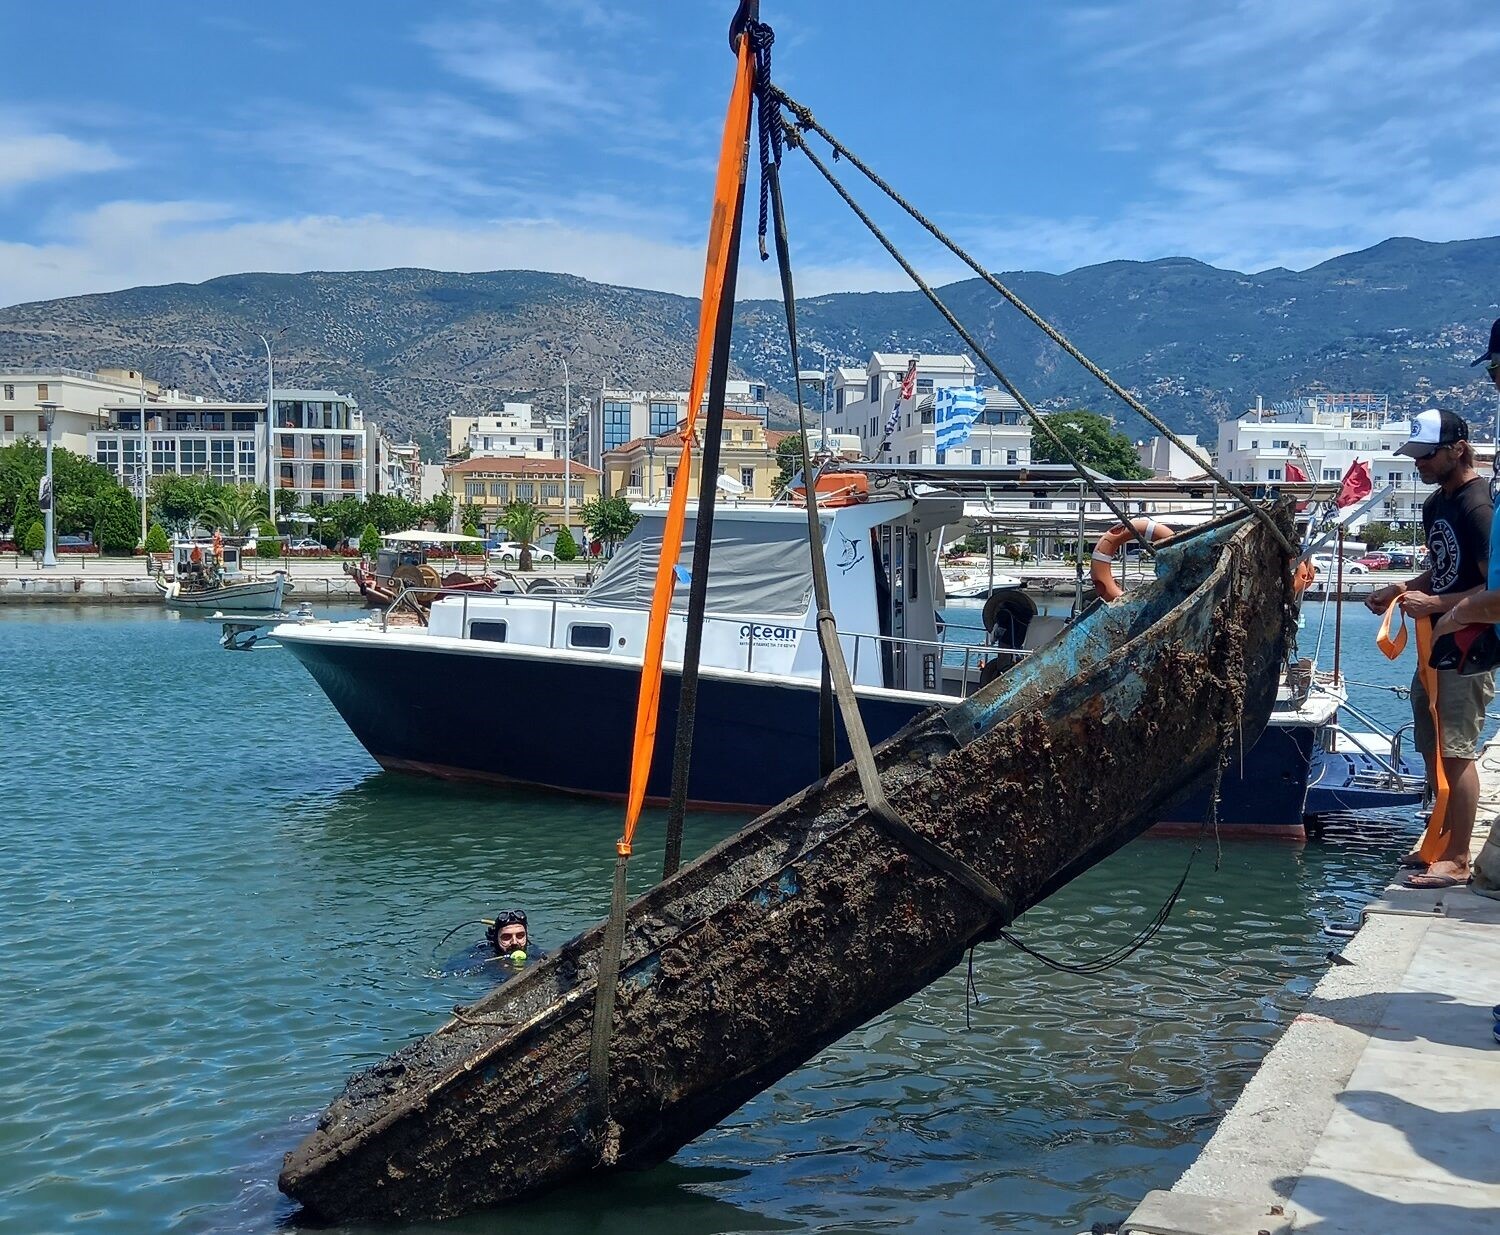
left=280, top=502, right=1297, bottom=1223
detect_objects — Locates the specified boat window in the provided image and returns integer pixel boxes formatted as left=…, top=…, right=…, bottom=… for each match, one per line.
left=469, top=620, right=508, bottom=643
left=568, top=623, right=611, bottom=649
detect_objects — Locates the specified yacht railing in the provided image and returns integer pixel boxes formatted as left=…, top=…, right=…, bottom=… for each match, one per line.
left=378, top=586, right=1027, bottom=698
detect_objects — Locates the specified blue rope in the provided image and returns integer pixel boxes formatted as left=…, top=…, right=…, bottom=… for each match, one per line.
left=747, top=20, right=781, bottom=261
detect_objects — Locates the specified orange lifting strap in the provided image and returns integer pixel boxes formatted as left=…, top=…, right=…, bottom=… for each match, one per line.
left=1377, top=598, right=1450, bottom=864
left=616, top=34, right=757, bottom=858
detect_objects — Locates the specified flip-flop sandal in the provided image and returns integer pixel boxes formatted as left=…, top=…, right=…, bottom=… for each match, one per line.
left=1403, top=872, right=1468, bottom=889
left=1398, top=853, right=1427, bottom=870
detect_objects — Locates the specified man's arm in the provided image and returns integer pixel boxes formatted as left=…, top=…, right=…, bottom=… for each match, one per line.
left=1366, top=567, right=1432, bottom=613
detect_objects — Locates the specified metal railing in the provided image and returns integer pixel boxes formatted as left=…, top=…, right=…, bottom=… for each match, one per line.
left=377, top=587, right=1027, bottom=697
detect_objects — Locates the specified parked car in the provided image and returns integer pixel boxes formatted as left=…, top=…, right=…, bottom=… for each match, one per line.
left=1310, top=554, right=1369, bottom=576
left=288, top=537, right=325, bottom=552
left=491, top=541, right=555, bottom=564
left=1355, top=552, right=1391, bottom=571
left=1385, top=550, right=1416, bottom=570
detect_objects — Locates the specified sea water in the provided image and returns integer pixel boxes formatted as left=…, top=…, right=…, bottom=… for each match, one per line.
left=0, top=601, right=1455, bottom=1233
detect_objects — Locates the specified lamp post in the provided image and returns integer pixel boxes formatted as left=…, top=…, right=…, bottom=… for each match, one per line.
left=137, top=369, right=148, bottom=546
left=559, top=356, right=572, bottom=539
left=258, top=328, right=286, bottom=529
left=645, top=439, right=656, bottom=501
left=38, top=401, right=59, bottom=566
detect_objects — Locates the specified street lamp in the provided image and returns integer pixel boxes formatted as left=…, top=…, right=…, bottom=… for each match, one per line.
left=645, top=439, right=656, bottom=501
left=559, top=356, right=573, bottom=539
left=258, top=328, right=287, bottom=528
left=137, top=369, right=148, bottom=546
left=38, top=401, right=59, bottom=567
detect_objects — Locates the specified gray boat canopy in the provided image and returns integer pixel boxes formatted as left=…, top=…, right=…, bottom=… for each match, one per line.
left=381, top=530, right=483, bottom=544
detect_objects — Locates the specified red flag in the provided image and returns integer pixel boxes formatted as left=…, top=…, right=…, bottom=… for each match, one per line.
left=1285, top=460, right=1308, bottom=483
left=899, top=357, right=918, bottom=401
left=1335, top=459, right=1372, bottom=508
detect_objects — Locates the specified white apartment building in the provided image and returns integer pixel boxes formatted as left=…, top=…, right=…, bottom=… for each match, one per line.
left=89, top=399, right=266, bottom=497
left=576, top=378, right=771, bottom=469
left=450, top=404, right=556, bottom=459
left=826, top=353, right=1030, bottom=466
left=379, top=439, right=423, bottom=500
left=271, top=388, right=376, bottom=507
left=1216, top=394, right=1427, bottom=529
left=2, top=367, right=165, bottom=454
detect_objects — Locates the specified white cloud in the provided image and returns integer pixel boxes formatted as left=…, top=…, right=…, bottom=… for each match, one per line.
left=0, top=128, right=126, bottom=194
left=0, top=201, right=921, bottom=307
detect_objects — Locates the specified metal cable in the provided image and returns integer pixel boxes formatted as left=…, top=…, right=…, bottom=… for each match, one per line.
left=772, top=87, right=1296, bottom=560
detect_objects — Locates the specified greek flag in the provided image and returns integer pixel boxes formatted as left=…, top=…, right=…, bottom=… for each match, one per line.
left=934, top=386, right=984, bottom=452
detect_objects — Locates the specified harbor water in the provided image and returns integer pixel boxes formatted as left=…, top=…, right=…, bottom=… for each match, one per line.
left=0, top=602, right=1453, bottom=1234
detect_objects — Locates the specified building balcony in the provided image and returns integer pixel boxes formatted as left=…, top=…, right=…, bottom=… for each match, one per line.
left=310, top=478, right=327, bottom=489
left=340, top=480, right=356, bottom=490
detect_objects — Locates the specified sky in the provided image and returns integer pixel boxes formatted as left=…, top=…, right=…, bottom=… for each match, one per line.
left=2, top=0, right=1499, bottom=308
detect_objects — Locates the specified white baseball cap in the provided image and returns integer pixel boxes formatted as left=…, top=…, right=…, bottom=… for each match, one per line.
left=1394, top=409, right=1469, bottom=458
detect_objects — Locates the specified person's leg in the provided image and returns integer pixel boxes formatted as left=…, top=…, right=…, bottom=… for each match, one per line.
left=1403, top=670, right=1435, bottom=868
left=1406, top=669, right=1493, bottom=887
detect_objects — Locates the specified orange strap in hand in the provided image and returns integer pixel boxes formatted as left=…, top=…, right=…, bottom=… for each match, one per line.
left=1378, top=597, right=1449, bottom=863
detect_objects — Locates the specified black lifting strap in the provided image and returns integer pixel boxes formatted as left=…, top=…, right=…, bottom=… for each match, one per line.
left=751, top=21, right=1012, bottom=929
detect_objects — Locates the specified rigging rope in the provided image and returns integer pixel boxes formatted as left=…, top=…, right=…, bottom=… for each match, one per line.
left=585, top=20, right=757, bottom=1146
left=769, top=86, right=1297, bottom=561
left=754, top=15, right=1016, bottom=933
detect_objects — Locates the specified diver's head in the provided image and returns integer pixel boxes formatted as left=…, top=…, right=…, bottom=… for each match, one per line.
left=486, top=909, right=528, bottom=954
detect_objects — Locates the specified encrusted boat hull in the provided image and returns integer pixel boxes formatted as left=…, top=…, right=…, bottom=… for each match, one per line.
left=279, top=504, right=1296, bottom=1223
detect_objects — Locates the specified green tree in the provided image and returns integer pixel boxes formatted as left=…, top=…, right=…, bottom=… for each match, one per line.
left=461, top=501, right=484, bottom=533
left=22, top=519, right=44, bottom=554
left=319, top=495, right=366, bottom=546
left=256, top=519, right=281, bottom=559
left=94, top=487, right=140, bottom=555
left=145, top=523, right=170, bottom=553
left=364, top=492, right=424, bottom=533
left=424, top=492, right=455, bottom=529
left=1029, top=410, right=1150, bottom=479
left=553, top=524, right=579, bottom=562
left=774, top=434, right=805, bottom=493
left=2, top=439, right=132, bottom=541
left=581, top=495, right=639, bottom=556
left=499, top=500, right=544, bottom=571
left=359, top=522, right=381, bottom=556
left=199, top=484, right=262, bottom=536
left=1359, top=521, right=1395, bottom=551
left=275, top=488, right=299, bottom=518
left=150, top=473, right=216, bottom=534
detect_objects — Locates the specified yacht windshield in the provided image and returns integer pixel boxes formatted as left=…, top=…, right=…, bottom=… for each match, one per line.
left=586, top=516, right=817, bottom=616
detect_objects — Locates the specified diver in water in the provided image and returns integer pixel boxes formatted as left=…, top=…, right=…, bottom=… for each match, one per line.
left=484, top=909, right=530, bottom=971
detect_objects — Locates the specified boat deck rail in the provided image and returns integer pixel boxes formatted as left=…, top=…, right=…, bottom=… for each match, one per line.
left=378, top=585, right=1024, bottom=696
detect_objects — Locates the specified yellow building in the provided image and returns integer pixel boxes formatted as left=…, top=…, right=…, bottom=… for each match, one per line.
left=443, top=456, right=600, bottom=541
left=603, top=411, right=790, bottom=502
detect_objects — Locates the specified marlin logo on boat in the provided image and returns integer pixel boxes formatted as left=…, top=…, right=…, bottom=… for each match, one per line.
left=738, top=622, right=799, bottom=646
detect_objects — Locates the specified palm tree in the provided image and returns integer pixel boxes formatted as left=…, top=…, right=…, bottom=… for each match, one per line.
left=500, top=499, right=545, bottom=571
left=199, top=484, right=262, bottom=537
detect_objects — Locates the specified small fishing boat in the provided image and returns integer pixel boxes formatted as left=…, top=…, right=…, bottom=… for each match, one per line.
left=278, top=502, right=1298, bottom=1222
left=156, top=538, right=290, bottom=613
left=344, top=529, right=497, bottom=609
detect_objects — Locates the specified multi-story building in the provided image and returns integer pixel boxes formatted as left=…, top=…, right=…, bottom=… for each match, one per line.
left=443, top=456, right=600, bottom=542
left=1215, top=394, right=1427, bottom=528
left=602, top=411, right=791, bottom=502
left=378, top=438, right=424, bottom=500
left=825, top=353, right=1030, bottom=466
left=449, top=404, right=557, bottom=459
left=2, top=367, right=164, bottom=454
left=271, top=388, right=374, bottom=508
left=89, top=399, right=267, bottom=497
left=577, top=378, right=771, bottom=470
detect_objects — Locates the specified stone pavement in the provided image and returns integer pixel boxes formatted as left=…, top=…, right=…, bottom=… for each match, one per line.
left=1122, top=740, right=1500, bottom=1234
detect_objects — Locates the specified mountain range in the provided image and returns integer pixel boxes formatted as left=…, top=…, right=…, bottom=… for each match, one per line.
left=1, top=234, right=1497, bottom=459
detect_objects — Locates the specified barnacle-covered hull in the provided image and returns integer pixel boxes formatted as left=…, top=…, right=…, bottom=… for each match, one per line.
left=280, top=503, right=1297, bottom=1223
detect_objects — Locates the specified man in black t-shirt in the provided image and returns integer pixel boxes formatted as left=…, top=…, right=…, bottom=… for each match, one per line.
left=1366, top=409, right=1494, bottom=888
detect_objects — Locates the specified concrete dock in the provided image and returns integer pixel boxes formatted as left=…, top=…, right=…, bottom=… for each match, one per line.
left=1123, top=741, right=1500, bottom=1234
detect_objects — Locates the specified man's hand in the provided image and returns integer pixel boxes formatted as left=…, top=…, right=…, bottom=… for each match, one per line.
left=1433, top=607, right=1468, bottom=638
left=1398, top=590, right=1445, bottom=618
left=1366, top=581, right=1405, bottom=614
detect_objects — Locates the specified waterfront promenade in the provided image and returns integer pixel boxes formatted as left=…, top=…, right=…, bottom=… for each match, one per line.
left=0, top=553, right=590, bottom=602
left=1124, top=740, right=1500, bottom=1234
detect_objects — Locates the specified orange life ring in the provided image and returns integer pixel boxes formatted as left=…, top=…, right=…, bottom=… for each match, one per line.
left=1090, top=517, right=1174, bottom=601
